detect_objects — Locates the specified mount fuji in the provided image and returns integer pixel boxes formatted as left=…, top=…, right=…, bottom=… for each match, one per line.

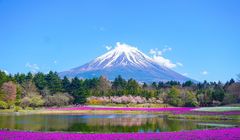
left=59, top=42, right=193, bottom=83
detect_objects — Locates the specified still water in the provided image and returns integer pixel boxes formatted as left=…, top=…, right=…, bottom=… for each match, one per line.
left=0, top=114, right=238, bottom=133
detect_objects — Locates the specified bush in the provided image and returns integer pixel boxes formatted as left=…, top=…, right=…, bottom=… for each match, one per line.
left=44, top=93, right=73, bottom=107
left=0, top=101, right=8, bottom=109
left=20, top=97, right=31, bottom=108
left=14, top=106, right=22, bottom=112
left=26, top=107, right=33, bottom=110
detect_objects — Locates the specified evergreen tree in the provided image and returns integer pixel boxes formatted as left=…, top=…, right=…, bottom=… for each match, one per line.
left=33, top=72, right=47, bottom=90
left=62, top=76, right=71, bottom=93
left=45, top=71, right=62, bottom=94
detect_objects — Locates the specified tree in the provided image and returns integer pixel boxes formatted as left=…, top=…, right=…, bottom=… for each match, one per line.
left=167, top=87, right=183, bottom=107
left=26, top=72, right=33, bottom=82
left=182, top=80, right=194, bottom=87
left=112, top=75, right=127, bottom=90
left=45, top=71, right=62, bottom=94
left=72, top=88, right=87, bottom=104
left=62, top=76, right=71, bottom=93
left=126, top=79, right=140, bottom=95
left=212, top=85, right=225, bottom=102
left=14, top=73, right=26, bottom=85
left=142, top=83, right=148, bottom=89
left=0, top=71, right=9, bottom=86
left=1, top=81, right=17, bottom=105
left=181, top=91, right=199, bottom=107
left=33, top=72, right=47, bottom=90
left=223, top=83, right=240, bottom=104
left=151, top=82, right=158, bottom=89
left=97, top=76, right=111, bottom=96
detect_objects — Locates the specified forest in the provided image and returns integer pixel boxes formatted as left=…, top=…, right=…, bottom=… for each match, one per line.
left=0, top=70, right=239, bottom=110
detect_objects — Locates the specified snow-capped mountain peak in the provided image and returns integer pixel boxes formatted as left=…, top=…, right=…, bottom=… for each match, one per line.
left=59, top=42, right=193, bottom=83
left=93, top=42, right=153, bottom=69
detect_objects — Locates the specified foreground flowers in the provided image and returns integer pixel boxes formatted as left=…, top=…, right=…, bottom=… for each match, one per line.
left=0, top=128, right=239, bottom=140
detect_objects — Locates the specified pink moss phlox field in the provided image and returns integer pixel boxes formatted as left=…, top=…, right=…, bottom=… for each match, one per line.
left=0, top=128, right=240, bottom=140
left=48, top=106, right=194, bottom=114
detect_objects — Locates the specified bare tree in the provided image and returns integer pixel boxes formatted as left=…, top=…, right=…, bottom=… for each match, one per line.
left=1, top=81, right=17, bottom=104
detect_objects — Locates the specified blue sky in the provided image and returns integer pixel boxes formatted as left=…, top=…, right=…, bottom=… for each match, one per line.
left=0, top=0, right=239, bottom=82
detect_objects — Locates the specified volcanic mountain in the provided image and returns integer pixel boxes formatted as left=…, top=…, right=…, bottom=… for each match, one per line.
left=59, top=42, right=192, bottom=83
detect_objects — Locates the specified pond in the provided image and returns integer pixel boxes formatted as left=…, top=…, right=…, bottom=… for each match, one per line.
left=0, top=114, right=239, bottom=133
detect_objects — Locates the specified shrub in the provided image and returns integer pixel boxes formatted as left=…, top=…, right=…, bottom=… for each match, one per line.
left=44, top=93, right=73, bottom=107
left=0, top=101, right=8, bottom=109
left=20, top=97, right=31, bottom=108
left=26, top=107, right=33, bottom=110
left=14, top=106, right=22, bottom=112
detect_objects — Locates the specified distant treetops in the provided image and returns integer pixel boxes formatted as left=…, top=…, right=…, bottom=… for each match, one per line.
left=0, top=71, right=239, bottom=109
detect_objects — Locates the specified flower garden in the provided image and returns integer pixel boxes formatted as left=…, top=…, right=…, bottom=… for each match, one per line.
left=0, top=127, right=240, bottom=140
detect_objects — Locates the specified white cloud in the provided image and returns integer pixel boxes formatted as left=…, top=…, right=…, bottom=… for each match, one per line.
left=105, top=46, right=112, bottom=51
left=149, top=49, right=157, bottom=55
left=54, top=60, right=57, bottom=64
left=182, top=73, right=188, bottom=76
left=149, top=46, right=182, bottom=69
left=176, top=62, right=183, bottom=67
left=162, top=47, right=172, bottom=53
left=201, top=70, right=208, bottom=75
left=152, top=55, right=176, bottom=68
left=25, top=63, right=40, bottom=73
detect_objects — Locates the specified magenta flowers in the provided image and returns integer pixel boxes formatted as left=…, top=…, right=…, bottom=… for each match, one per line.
left=0, top=128, right=240, bottom=140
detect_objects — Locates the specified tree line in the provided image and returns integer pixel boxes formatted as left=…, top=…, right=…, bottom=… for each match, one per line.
left=0, top=70, right=239, bottom=109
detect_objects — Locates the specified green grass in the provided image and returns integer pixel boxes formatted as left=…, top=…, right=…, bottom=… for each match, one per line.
left=193, top=107, right=240, bottom=112
left=167, top=114, right=240, bottom=121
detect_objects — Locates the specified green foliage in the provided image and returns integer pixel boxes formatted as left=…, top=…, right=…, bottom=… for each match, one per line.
left=33, top=72, right=47, bottom=90
left=126, top=79, right=140, bottom=95
left=20, top=93, right=44, bottom=108
left=167, top=87, right=183, bottom=107
left=0, top=101, right=8, bottom=109
left=45, top=71, right=62, bottom=94
left=0, top=71, right=9, bottom=86
left=62, top=76, right=71, bottom=93
left=14, top=106, right=22, bottom=112
left=112, top=75, right=127, bottom=90
left=182, top=91, right=199, bottom=107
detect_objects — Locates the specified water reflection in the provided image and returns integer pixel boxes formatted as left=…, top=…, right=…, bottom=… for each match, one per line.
left=0, top=114, right=238, bottom=133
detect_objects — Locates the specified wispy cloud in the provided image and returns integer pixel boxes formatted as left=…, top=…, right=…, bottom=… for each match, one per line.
left=201, top=70, right=208, bottom=75
left=149, top=46, right=181, bottom=69
left=182, top=73, right=188, bottom=76
left=105, top=46, right=112, bottom=51
left=54, top=60, right=57, bottom=64
left=25, top=63, right=40, bottom=73
left=176, top=62, right=183, bottom=67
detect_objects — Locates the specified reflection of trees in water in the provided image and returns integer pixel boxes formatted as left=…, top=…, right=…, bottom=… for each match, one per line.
left=0, top=115, right=235, bottom=133
left=86, top=117, right=160, bottom=127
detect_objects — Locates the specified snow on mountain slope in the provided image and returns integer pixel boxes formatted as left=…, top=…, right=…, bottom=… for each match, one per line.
left=59, top=42, right=193, bottom=83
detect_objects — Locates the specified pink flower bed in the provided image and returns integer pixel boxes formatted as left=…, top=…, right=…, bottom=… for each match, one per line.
left=0, top=128, right=239, bottom=140
left=48, top=106, right=194, bottom=114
